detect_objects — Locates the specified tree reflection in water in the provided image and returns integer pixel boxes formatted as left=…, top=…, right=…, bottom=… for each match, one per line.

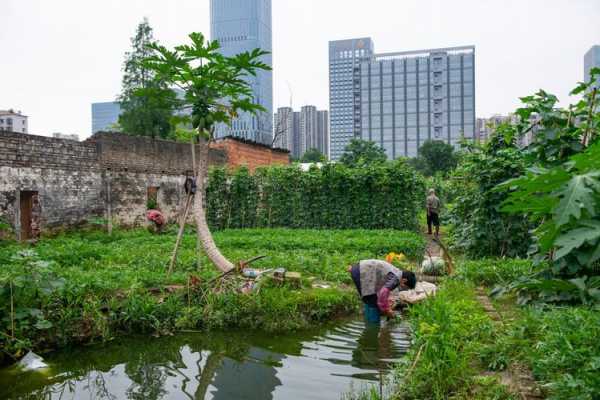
left=1, top=319, right=410, bottom=400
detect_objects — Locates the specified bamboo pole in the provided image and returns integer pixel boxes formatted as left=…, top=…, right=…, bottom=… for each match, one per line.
left=106, top=171, right=112, bottom=236
left=167, top=194, right=193, bottom=276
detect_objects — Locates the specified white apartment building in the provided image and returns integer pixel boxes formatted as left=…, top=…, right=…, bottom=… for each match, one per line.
left=0, top=109, right=28, bottom=133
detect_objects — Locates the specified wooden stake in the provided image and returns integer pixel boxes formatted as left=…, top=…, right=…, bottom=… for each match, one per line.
left=167, top=194, right=193, bottom=276
left=106, top=171, right=112, bottom=236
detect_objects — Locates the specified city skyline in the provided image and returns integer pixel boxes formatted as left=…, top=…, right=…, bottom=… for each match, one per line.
left=1, top=0, right=598, bottom=139
left=274, top=105, right=328, bottom=159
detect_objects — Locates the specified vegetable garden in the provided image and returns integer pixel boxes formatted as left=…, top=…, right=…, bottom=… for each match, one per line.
left=0, top=31, right=599, bottom=399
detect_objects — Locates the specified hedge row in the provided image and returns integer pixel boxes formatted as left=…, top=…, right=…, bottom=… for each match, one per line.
left=206, top=161, right=425, bottom=230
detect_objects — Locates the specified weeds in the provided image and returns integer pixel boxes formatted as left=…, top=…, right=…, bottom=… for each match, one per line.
left=0, top=228, right=421, bottom=361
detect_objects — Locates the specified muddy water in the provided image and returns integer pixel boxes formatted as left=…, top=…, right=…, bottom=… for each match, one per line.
left=0, top=319, right=410, bottom=399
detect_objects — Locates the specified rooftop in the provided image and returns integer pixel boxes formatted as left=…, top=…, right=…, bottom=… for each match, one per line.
left=374, top=45, right=475, bottom=61
left=0, top=109, right=27, bottom=117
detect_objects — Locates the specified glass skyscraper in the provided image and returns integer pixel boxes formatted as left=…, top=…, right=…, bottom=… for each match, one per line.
left=329, top=38, right=374, bottom=160
left=91, top=101, right=121, bottom=134
left=584, top=45, right=600, bottom=88
left=210, top=0, right=273, bottom=144
left=329, top=39, right=475, bottom=160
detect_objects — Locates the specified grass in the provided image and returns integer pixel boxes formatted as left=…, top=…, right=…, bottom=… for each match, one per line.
left=389, top=280, right=514, bottom=400
left=454, top=258, right=540, bottom=287
left=482, top=297, right=600, bottom=400
left=0, top=227, right=425, bottom=362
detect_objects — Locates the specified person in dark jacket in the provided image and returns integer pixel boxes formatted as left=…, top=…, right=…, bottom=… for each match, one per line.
left=348, top=260, right=417, bottom=324
left=426, top=189, right=441, bottom=237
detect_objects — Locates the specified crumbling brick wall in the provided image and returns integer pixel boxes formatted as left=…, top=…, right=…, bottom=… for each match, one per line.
left=0, top=132, right=104, bottom=238
left=210, top=137, right=290, bottom=173
left=0, top=131, right=285, bottom=238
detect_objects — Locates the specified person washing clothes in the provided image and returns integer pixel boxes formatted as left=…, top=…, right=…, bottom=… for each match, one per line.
left=348, top=260, right=417, bottom=324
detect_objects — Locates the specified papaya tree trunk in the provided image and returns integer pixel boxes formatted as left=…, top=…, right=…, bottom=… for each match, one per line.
left=194, top=136, right=235, bottom=273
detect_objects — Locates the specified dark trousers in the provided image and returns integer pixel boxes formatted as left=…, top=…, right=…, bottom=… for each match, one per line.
left=427, top=212, right=440, bottom=234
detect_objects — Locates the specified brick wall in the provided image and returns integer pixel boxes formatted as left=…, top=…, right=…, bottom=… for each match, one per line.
left=210, top=137, right=290, bottom=172
left=0, top=131, right=288, bottom=238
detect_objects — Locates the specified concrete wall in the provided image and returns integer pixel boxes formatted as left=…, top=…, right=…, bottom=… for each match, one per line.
left=0, top=131, right=289, bottom=239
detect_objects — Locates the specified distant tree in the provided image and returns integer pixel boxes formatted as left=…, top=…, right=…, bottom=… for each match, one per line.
left=339, top=139, right=387, bottom=168
left=301, top=148, right=326, bottom=163
left=118, top=18, right=178, bottom=139
left=411, top=140, right=458, bottom=176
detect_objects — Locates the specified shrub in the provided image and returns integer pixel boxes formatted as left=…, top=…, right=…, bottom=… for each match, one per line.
left=206, top=161, right=425, bottom=231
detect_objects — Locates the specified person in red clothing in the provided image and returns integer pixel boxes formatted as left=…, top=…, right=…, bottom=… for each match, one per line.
left=348, top=260, right=417, bottom=324
left=146, top=209, right=166, bottom=233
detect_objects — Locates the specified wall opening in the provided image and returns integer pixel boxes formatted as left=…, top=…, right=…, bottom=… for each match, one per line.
left=20, top=191, right=41, bottom=241
left=147, top=187, right=159, bottom=210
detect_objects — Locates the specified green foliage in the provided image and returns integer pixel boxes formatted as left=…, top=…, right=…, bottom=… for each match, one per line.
left=410, top=140, right=458, bottom=177
left=0, top=216, right=13, bottom=241
left=455, top=259, right=540, bottom=287
left=481, top=302, right=600, bottom=400
left=0, top=228, right=422, bottom=357
left=339, top=139, right=387, bottom=168
left=206, top=161, right=425, bottom=230
left=448, top=124, right=532, bottom=258
left=393, top=281, right=497, bottom=399
left=300, top=148, right=326, bottom=163
left=496, top=69, right=600, bottom=302
left=118, top=18, right=178, bottom=139
left=142, top=32, right=270, bottom=136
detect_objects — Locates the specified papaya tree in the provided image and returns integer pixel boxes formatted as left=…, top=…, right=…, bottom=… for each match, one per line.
left=142, top=33, right=270, bottom=273
left=497, top=68, right=600, bottom=303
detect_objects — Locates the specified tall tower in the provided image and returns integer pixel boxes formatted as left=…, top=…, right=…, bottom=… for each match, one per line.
left=328, top=38, right=374, bottom=160
left=210, top=0, right=273, bottom=144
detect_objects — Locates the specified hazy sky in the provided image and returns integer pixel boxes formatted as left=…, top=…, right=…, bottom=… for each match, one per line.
left=1, top=0, right=599, bottom=139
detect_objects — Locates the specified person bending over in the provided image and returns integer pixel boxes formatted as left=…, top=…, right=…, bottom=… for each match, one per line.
left=348, top=260, right=417, bottom=324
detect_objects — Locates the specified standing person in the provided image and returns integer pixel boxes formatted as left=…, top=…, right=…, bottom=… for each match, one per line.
left=426, top=189, right=441, bottom=237
left=347, top=260, right=417, bottom=324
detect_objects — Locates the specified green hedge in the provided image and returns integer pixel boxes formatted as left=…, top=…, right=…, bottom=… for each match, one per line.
left=206, top=161, right=425, bottom=230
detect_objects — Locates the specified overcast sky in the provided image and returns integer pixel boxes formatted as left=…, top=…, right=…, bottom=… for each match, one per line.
left=1, top=0, right=599, bottom=139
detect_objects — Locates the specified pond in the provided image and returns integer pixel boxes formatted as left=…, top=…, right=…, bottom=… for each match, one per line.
left=0, top=318, right=410, bottom=400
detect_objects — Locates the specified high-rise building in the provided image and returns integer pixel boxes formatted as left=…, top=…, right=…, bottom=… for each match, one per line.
left=273, top=107, right=295, bottom=154
left=329, top=38, right=374, bottom=160
left=584, top=45, right=600, bottom=89
left=0, top=109, right=28, bottom=133
left=476, top=114, right=516, bottom=143
left=210, top=0, right=273, bottom=144
left=91, top=102, right=121, bottom=134
left=329, top=38, right=475, bottom=160
left=300, top=105, right=317, bottom=155
left=316, top=110, right=329, bottom=158
left=273, top=106, right=329, bottom=159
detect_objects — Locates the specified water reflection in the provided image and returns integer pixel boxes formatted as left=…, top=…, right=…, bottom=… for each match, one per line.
left=0, top=319, right=410, bottom=400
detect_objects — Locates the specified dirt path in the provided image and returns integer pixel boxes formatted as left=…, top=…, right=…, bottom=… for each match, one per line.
left=424, top=234, right=442, bottom=258
left=475, top=288, right=544, bottom=400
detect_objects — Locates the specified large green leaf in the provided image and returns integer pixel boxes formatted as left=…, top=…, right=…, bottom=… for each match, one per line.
left=554, top=173, right=599, bottom=227
left=554, top=220, right=600, bottom=260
